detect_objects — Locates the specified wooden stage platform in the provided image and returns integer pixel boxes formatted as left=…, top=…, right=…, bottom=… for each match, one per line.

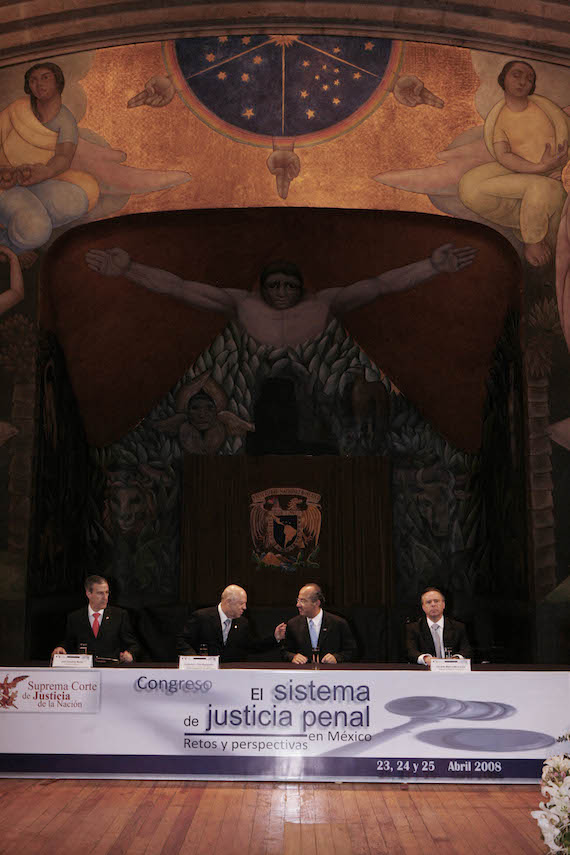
left=0, top=779, right=545, bottom=854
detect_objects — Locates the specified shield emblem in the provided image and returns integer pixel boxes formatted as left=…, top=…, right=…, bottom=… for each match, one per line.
left=250, top=487, right=321, bottom=572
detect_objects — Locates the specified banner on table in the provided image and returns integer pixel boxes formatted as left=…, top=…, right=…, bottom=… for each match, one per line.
left=1, top=668, right=567, bottom=782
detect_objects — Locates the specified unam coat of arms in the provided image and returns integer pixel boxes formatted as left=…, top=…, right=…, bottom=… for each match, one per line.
left=250, top=487, right=321, bottom=572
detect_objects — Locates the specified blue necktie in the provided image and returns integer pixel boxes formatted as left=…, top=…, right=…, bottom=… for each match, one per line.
left=309, top=619, right=319, bottom=649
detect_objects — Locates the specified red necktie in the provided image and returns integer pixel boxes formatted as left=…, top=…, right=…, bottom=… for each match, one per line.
left=92, top=612, right=101, bottom=638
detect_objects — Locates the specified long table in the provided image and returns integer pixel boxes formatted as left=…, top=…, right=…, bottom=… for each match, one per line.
left=0, top=664, right=567, bottom=783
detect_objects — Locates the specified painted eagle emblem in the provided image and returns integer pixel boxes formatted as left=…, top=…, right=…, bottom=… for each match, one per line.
left=0, top=673, right=28, bottom=709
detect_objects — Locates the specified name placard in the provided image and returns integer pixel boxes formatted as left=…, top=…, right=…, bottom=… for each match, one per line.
left=178, top=655, right=220, bottom=670
left=430, top=658, right=471, bottom=673
left=52, top=654, right=93, bottom=669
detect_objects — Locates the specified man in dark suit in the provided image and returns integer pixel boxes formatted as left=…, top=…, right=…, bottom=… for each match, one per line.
left=282, top=583, right=357, bottom=664
left=406, top=586, right=472, bottom=666
left=52, top=575, right=140, bottom=662
left=176, top=584, right=287, bottom=663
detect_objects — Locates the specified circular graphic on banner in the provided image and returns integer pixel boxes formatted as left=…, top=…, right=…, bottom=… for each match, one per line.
left=416, top=728, right=555, bottom=752
left=163, top=35, right=404, bottom=148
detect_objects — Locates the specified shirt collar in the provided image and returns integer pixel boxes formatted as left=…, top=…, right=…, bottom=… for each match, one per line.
left=218, top=603, right=232, bottom=625
left=307, top=608, right=323, bottom=631
left=427, top=616, right=444, bottom=630
left=88, top=605, right=104, bottom=618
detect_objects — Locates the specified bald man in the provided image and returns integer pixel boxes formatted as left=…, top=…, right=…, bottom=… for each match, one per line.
left=176, top=584, right=286, bottom=663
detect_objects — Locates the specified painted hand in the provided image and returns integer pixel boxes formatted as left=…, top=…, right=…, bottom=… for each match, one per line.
left=540, top=141, right=568, bottom=174
left=266, top=150, right=301, bottom=199
left=0, top=246, right=17, bottom=263
left=16, top=163, right=52, bottom=186
left=393, top=75, right=444, bottom=109
left=0, top=167, right=18, bottom=190
left=85, top=247, right=131, bottom=277
left=128, top=75, right=176, bottom=108
left=431, top=243, right=477, bottom=273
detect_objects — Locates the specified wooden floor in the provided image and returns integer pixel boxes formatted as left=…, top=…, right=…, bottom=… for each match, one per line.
left=0, top=779, right=545, bottom=855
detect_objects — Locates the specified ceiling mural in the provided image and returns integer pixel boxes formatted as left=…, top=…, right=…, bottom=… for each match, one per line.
left=74, top=39, right=480, bottom=215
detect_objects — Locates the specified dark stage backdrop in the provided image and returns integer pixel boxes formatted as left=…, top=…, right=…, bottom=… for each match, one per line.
left=182, top=455, right=392, bottom=608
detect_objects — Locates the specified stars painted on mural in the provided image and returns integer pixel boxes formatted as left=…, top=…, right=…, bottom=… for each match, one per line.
left=171, top=34, right=397, bottom=136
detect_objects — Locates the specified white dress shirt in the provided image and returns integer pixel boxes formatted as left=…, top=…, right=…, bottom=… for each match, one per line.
left=88, top=604, right=105, bottom=630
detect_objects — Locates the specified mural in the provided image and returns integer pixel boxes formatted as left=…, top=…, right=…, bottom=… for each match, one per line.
left=375, top=52, right=570, bottom=600
left=154, top=372, right=255, bottom=455
left=0, top=35, right=568, bottom=662
left=0, top=247, right=24, bottom=316
left=159, top=35, right=404, bottom=200
left=84, top=241, right=476, bottom=346
left=375, top=58, right=569, bottom=269
left=0, top=59, right=190, bottom=265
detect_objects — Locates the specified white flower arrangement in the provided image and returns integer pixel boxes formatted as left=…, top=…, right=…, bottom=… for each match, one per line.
left=532, top=734, right=570, bottom=854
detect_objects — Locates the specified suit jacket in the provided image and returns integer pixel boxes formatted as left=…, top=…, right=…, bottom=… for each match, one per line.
left=405, top=615, right=472, bottom=664
left=282, top=611, right=357, bottom=663
left=176, top=606, right=278, bottom=663
left=63, top=606, right=140, bottom=660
